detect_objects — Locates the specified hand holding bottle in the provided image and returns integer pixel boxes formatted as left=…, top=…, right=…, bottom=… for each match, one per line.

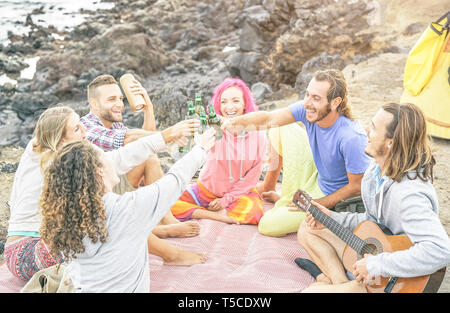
left=162, top=119, right=200, bottom=144
left=128, top=80, right=152, bottom=109
left=120, top=74, right=147, bottom=112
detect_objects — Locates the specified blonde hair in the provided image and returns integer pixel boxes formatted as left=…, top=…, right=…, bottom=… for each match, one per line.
left=313, top=69, right=353, bottom=120
left=87, top=74, right=118, bottom=100
left=382, top=103, right=435, bottom=182
left=32, top=106, right=75, bottom=170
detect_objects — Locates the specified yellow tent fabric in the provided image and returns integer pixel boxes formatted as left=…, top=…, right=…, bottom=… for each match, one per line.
left=401, top=37, right=450, bottom=139
left=403, top=12, right=449, bottom=96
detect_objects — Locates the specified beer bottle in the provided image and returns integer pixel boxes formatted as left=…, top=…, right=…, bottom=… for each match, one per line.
left=179, top=101, right=198, bottom=153
left=119, top=73, right=146, bottom=112
left=198, top=106, right=208, bottom=135
left=194, top=92, right=203, bottom=115
left=207, top=104, right=223, bottom=140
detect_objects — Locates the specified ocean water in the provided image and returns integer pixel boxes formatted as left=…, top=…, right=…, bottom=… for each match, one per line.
left=0, top=0, right=115, bottom=45
left=0, top=0, right=115, bottom=85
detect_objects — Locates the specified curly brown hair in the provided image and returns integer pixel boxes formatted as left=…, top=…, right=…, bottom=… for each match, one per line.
left=40, top=140, right=108, bottom=261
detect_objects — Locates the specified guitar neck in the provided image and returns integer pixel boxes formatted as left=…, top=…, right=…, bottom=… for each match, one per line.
left=308, top=204, right=366, bottom=253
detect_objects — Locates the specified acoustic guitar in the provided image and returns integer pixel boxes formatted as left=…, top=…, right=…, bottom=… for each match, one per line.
left=293, top=189, right=446, bottom=293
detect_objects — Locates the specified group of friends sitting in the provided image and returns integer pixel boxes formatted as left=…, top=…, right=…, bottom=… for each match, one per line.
left=3, top=68, right=450, bottom=293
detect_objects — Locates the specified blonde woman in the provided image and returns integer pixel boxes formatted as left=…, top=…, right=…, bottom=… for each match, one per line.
left=4, top=106, right=201, bottom=281
left=5, top=107, right=79, bottom=280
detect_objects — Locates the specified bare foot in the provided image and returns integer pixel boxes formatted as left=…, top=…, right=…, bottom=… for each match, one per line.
left=160, top=212, right=182, bottom=225
left=216, top=210, right=240, bottom=225
left=163, top=249, right=207, bottom=266
left=261, top=191, right=281, bottom=203
left=192, top=209, right=240, bottom=224
left=153, top=221, right=200, bottom=238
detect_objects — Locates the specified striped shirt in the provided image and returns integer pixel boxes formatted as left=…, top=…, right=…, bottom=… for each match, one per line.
left=81, top=112, right=128, bottom=151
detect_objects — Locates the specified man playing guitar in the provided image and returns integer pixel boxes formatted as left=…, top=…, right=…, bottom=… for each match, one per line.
left=295, top=103, right=450, bottom=292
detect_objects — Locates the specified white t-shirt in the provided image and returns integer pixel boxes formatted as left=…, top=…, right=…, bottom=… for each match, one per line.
left=66, top=145, right=206, bottom=292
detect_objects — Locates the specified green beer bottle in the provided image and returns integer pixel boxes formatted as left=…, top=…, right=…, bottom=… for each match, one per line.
left=198, top=106, right=208, bottom=135
left=194, top=92, right=203, bottom=116
left=179, top=101, right=198, bottom=153
left=207, top=104, right=223, bottom=140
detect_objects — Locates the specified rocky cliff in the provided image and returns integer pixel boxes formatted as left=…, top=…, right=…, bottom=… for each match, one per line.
left=0, top=0, right=430, bottom=146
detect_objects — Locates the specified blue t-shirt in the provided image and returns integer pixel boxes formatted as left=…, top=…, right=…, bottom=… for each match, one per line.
left=289, top=101, right=370, bottom=195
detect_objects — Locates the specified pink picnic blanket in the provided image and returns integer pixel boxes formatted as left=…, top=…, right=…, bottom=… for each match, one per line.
left=0, top=200, right=314, bottom=293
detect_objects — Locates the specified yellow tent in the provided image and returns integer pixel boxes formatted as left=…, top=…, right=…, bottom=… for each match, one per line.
left=401, top=12, right=450, bottom=139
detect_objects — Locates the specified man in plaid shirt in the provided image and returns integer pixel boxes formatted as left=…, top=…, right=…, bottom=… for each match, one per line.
left=80, top=110, right=128, bottom=152
left=81, top=74, right=206, bottom=266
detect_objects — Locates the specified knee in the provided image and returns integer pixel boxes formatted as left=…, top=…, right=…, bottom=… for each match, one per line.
left=147, top=154, right=160, bottom=163
left=128, top=175, right=143, bottom=189
left=145, top=155, right=162, bottom=170
left=258, top=215, right=287, bottom=237
left=258, top=216, right=273, bottom=236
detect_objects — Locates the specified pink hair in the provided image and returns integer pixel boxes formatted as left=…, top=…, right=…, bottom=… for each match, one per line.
left=210, top=78, right=258, bottom=116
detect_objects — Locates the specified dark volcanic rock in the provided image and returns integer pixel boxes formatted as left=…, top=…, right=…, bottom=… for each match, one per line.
left=10, top=91, right=59, bottom=120
left=226, top=0, right=377, bottom=89
left=294, top=52, right=347, bottom=96
left=0, top=162, right=19, bottom=174
left=0, top=0, right=390, bottom=146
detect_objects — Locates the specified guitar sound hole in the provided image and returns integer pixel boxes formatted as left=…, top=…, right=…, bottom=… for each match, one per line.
left=361, top=243, right=378, bottom=255
left=359, top=238, right=383, bottom=258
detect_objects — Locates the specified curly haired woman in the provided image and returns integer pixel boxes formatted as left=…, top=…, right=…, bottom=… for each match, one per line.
left=40, top=129, right=215, bottom=292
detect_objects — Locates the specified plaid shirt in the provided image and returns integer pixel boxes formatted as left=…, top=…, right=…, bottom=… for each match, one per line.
left=81, top=112, right=128, bottom=152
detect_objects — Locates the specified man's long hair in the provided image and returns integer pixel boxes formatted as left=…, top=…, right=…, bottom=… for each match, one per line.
left=313, top=69, right=353, bottom=120
left=40, top=140, right=108, bottom=261
left=382, top=102, right=435, bottom=183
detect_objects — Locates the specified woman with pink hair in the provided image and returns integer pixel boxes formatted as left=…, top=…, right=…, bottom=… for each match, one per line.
left=170, top=78, right=267, bottom=224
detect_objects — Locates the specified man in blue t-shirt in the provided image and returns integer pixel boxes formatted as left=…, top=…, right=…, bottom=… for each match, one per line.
left=221, top=69, right=370, bottom=237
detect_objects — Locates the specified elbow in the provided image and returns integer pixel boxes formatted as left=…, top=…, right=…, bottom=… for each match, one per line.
left=352, top=185, right=362, bottom=197
left=348, top=182, right=362, bottom=197
left=347, top=174, right=364, bottom=197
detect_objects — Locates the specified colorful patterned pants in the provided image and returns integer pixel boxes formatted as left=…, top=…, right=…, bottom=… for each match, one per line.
left=4, top=237, right=63, bottom=281
left=171, top=180, right=264, bottom=225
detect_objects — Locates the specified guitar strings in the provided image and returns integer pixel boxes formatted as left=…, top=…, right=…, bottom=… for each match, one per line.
left=295, top=192, right=377, bottom=256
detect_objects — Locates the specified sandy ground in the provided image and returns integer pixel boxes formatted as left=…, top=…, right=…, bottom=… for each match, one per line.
left=0, top=0, right=449, bottom=292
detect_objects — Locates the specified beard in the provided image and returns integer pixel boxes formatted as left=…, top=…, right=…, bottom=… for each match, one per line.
left=100, top=108, right=122, bottom=123
left=364, top=144, right=387, bottom=159
left=305, top=102, right=332, bottom=123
